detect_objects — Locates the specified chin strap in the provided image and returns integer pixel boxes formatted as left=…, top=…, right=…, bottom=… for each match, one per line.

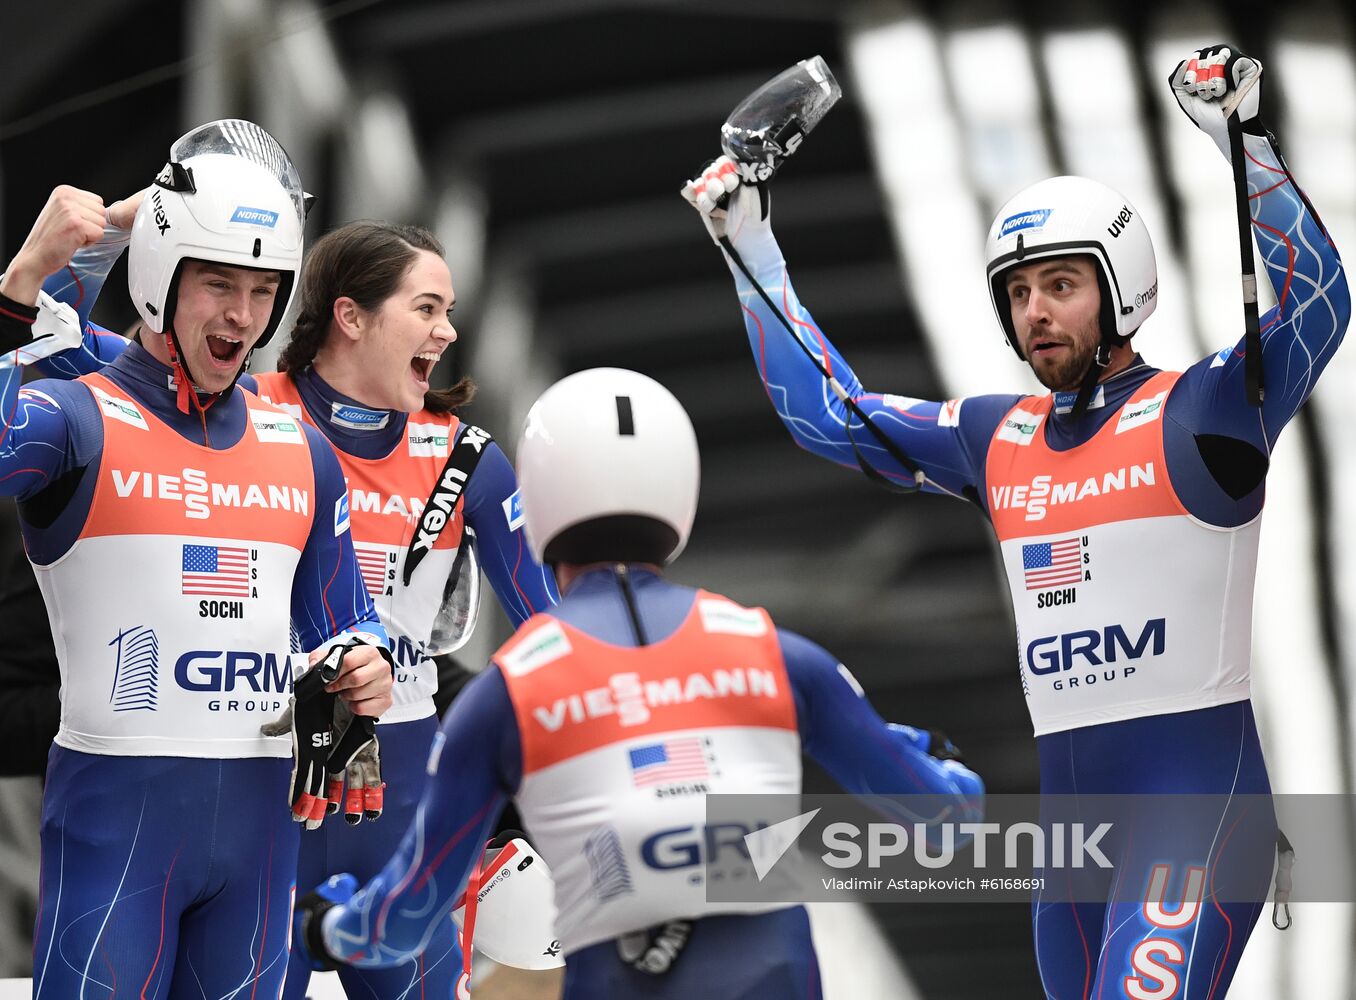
left=1069, top=331, right=1130, bottom=420
left=613, top=564, right=650, bottom=647
left=163, top=327, right=251, bottom=444
left=1069, top=344, right=1110, bottom=420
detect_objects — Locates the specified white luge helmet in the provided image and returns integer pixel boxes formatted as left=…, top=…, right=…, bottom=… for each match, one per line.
left=517, top=368, right=700, bottom=565
left=450, top=836, right=564, bottom=971
left=984, top=175, right=1158, bottom=358
left=128, top=119, right=306, bottom=349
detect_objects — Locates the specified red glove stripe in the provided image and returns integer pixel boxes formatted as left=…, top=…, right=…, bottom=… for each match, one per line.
left=345, top=786, right=365, bottom=818
left=366, top=783, right=386, bottom=813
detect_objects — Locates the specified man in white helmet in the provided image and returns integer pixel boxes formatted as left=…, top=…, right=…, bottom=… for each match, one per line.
left=290, top=366, right=984, bottom=998
left=682, top=45, right=1348, bottom=998
left=0, top=121, right=394, bottom=997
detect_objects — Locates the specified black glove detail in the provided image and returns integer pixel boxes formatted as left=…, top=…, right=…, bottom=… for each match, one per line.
left=288, top=644, right=345, bottom=824
left=927, top=729, right=966, bottom=763
left=296, top=889, right=343, bottom=972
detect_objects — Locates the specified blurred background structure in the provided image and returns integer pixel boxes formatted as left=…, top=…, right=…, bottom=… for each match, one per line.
left=2, top=1, right=1354, bottom=996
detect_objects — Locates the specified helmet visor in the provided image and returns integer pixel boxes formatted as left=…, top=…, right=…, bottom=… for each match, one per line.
left=424, top=538, right=482, bottom=657
left=170, top=119, right=306, bottom=227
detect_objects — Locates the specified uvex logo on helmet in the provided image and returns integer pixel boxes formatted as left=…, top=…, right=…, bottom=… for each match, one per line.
left=1107, top=205, right=1134, bottom=239
left=150, top=190, right=171, bottom=235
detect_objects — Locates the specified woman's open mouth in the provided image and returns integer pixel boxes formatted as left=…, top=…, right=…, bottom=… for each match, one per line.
left=410, top=351, right=440, bottom=388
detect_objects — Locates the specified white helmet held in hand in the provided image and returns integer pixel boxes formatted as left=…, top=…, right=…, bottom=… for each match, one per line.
left=451, top=835, right=564, bottom=971
left=984, top=175, right=1158, bottom=358
left=517, top=368, right=700, bottom=566
left=128, top=119, right=306, bottom=349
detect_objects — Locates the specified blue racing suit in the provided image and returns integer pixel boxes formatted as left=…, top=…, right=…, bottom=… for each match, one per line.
left=711, top=126, right=1347, bottom=998
left=35, top=238, right=560, bottom=1000
left=316, top=566, right=984, bottom=998
left=1, top=319, right=388, bottom=998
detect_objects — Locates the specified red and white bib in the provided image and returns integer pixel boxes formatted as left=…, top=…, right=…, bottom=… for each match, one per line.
left=986, top=372, right=1257, bottom=735
left=495, top=592, right=801, bottom=955
left=256, top=373, right=465, bottom=723
left=36, top=374, right=315, bottom=758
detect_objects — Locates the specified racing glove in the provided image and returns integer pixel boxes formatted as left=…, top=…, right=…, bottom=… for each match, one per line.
left=680, top=154, right=774, bottom=255
left=264, top=640, right=386, bottom=829
left=889, top=723, right=984, bottom=826
left=1169, top=44, right=1264, bottom=161
left=283, top=644, right=346, bottom=829
left=888, top=723, right=966, bottom=762
left=326, top=699, right=385, bottom=824
left=294, top=873, right=358, bottom=972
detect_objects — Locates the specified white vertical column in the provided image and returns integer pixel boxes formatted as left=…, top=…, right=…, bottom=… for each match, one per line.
left=250, top=0, right=350, bottom=370
left=944, top=23, right=1052, bottom=205
left=847, top=5, right=1038, bottom=399
left=434, top=167, right=489, bottom=318
left=334, top=92, right=427, bottom=224
left=1043, top=28, right=1199, bottom=373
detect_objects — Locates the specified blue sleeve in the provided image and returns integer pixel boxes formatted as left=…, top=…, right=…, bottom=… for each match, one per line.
left=1163, top=131, right=1348, bottom=522
left=460, top=438, right=559, bottom=626
left=322, top=667, right=519, bottom=966
left=32, top=235, right=132, bottom=379
left=725, top=232, right=1015, bottom=501
left=1173, top=132, right=1347, bottom=446
left=291, top=423, right=389, bottom=649
left=780, top=628, right=983, bottom=807
left=0, top=377, right=102, bottom=502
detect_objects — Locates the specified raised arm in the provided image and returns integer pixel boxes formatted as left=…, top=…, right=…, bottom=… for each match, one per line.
left=459, top=437, right=559, bottom=625
left=2, top=188, right=108, bottom=470
left=7, top=188, right=142, bottom=379
left=1170, top=46, right=1349, bottom=446
left=0, top=379, right=99, bottom=504
left=34, top=231, right=133, bottom=378
left=683, top=164, right=1017, bottom=500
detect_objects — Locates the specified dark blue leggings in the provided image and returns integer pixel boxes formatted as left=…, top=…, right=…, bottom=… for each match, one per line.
left=282, top=714, right=463, bottom=1000
left=34, top=749, right=299, bottom=1000
left=1032, top=701, right=1275, bottom=1000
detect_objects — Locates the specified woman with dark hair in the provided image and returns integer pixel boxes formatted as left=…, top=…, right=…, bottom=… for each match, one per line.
left=37, top=217, right=559, bottom=1000
left=258, top=220, right=560, bottom=999
left=276, top=222, right=473, bottom=414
